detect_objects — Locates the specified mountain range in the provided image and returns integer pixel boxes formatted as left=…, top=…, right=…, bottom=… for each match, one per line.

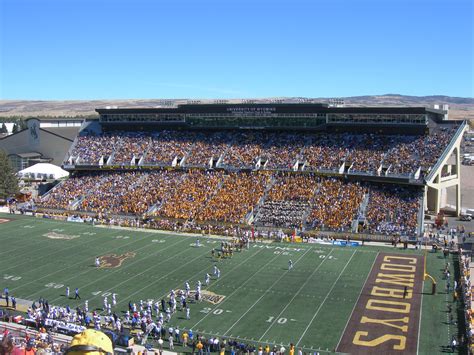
left=0, top=94, right=473, bottom=120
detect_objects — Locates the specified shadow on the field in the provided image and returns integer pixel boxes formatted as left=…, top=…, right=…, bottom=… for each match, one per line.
left=439, top=345, right=455, bottom=353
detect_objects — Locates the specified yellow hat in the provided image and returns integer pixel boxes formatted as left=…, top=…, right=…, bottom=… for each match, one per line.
left=66, top=329, right=113, bottom=354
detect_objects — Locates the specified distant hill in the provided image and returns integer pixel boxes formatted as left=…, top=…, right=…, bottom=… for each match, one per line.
left=0, top=94, right=473, bottom=120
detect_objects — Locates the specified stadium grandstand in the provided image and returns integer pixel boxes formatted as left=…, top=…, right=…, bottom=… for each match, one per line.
left=36, top=101, right=467, bottom=240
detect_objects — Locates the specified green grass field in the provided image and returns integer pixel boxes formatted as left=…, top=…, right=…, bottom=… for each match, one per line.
left=0, top=213, right=459, bottom=353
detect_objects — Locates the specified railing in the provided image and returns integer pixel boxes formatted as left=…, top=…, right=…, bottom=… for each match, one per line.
left=417, top=192, right=425, bottom=236
left=426, top=121, right=467, bottom=182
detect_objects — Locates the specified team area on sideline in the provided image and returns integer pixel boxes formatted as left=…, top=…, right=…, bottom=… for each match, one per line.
left=0, top=213, right=460, bottom=353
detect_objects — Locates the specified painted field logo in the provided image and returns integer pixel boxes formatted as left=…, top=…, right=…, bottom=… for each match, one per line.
left=0, top=219, right=11, bottom=224
left=99, top=252, right=136, bottom=268
left=44, top=232, right=80, bottom=240
left=185, top=290, right=225, bottom=305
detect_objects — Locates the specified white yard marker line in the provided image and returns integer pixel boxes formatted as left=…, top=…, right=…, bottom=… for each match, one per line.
left=96, top=244, right=212, bottom=308
left=223, top=247, right=313, bottom=336
left=335, top=251, right=378, bottom=350
left=125, top=246, right=267, bottom=319
left=0, top=223, right=144, bottom=272
left=296, top=249, right=357, bottom=347
left=189, top=248, right=283, bottom=329
left=416, top=278, right=425, bottom=355
left=24, top=235, right=194, bottom=301
left=258, top=249, right=336, bottom=341
left=0, top=223, right=110, bottom=261
left=9, top=229, right=154, bottom=292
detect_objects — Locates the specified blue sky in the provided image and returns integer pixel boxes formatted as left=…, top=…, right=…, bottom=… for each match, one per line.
left=0, top=0, right=472, bottom=99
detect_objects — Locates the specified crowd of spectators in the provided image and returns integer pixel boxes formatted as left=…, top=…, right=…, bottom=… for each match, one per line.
left=383, top=128, right=456, bottom=176
left=144, top=131, right=195, bottom=165
left=198, top=172, right=269, bottom=223
left=112, top=132, right=150, bottom=165
left=40, top=173, right=105, bottom=210
left=156, top=170, right=224, bottom=220
left=365, top=185, right=422, bottom=235
left=39, top=169, right=424, bottom=236
left=70, top=134, right=121, bottom=164
left=221, top=132, right=263, bottom=169
left=255, top=174, right=319, bottom=228
left=66, top=128, right=457, bottom=177
left=308, top=178, right=365, bottom=231
left=185, top=132, right=229, bottom=167
left=303, top=135, right=349, bottom=170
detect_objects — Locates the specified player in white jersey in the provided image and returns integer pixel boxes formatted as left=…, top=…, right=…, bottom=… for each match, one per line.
left=288, top=259, right=293, bottom=270
left=95, top=257, right=100, bottom=267
left=103, top=296, right=108, bottom=310
left=84, top=300, right=89, bottom=312
left=216, top=268, right=221, bottom=278
left=65, top=286, right=70, bottom=298
left=205, top=273, right=210, bottom=286
left=186, top=306, right=190, bottom=319
left=112, top=293, right=117, bottom=306
left=213, top=265, right=218, bottom=277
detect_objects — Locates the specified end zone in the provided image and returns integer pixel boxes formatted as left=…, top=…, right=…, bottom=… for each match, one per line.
left=337, top=253, right=424, bottom=354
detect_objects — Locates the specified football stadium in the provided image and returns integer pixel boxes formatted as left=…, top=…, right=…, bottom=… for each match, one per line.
left=0, top=101, right=471, bottom=354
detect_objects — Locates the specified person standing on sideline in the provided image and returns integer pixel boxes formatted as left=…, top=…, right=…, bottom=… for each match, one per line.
left=11, top=296, right=16, bottom=309
left=75, top=288, right=81, bottom=299
left=451, top=336, right=457, bottom=352
left=3, top=287, right=9, bottom=307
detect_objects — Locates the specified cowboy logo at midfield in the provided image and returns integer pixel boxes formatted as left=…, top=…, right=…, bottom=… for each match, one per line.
left=98, top=252, right=136, bottom=268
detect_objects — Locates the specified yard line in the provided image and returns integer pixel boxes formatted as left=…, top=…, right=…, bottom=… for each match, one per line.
left=0, top=218, right=59, bottom=247
left=335, top=251, right=378, bottom=350
left=296, top=249, right=357, bottom=347
left=0, top=221, right=99, bottom=259
left=189, top=248, right=283, bottom=329
left=24, top=235, right=194, bottom=301
left=7, top=230, right=151, bottom=292
left=0, top=226, right=132, bottom=272
left=106, top=245, right=213, bottom=309
left=223, top=247, right=313, bottom=336
left=258, top=249, right=336, bottom=341
left=416, top=279, right=425, bottom=355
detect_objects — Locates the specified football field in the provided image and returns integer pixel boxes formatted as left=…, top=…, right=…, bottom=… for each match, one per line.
left=0, top=213, right=458, bottom=353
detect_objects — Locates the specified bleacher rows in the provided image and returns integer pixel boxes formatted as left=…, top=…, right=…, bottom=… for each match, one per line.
left=38, top=170, right=422, bottom=235
left=65, top=128, right=457, bottom=179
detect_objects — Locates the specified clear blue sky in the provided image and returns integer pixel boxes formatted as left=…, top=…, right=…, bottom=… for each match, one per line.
left=0, top=0, right=472, bottom=99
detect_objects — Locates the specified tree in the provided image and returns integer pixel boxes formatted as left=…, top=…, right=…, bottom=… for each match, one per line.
left=0, top=123, right=7, bottom=134
left=18, top=119, right=28, bottom=130
left=11, top=123, right=19, bottom=134
left=0, top=150, right=19, bottom=199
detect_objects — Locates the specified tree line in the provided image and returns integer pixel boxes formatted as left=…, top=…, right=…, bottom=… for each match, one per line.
left=0, top=150, right=19, bottom=200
